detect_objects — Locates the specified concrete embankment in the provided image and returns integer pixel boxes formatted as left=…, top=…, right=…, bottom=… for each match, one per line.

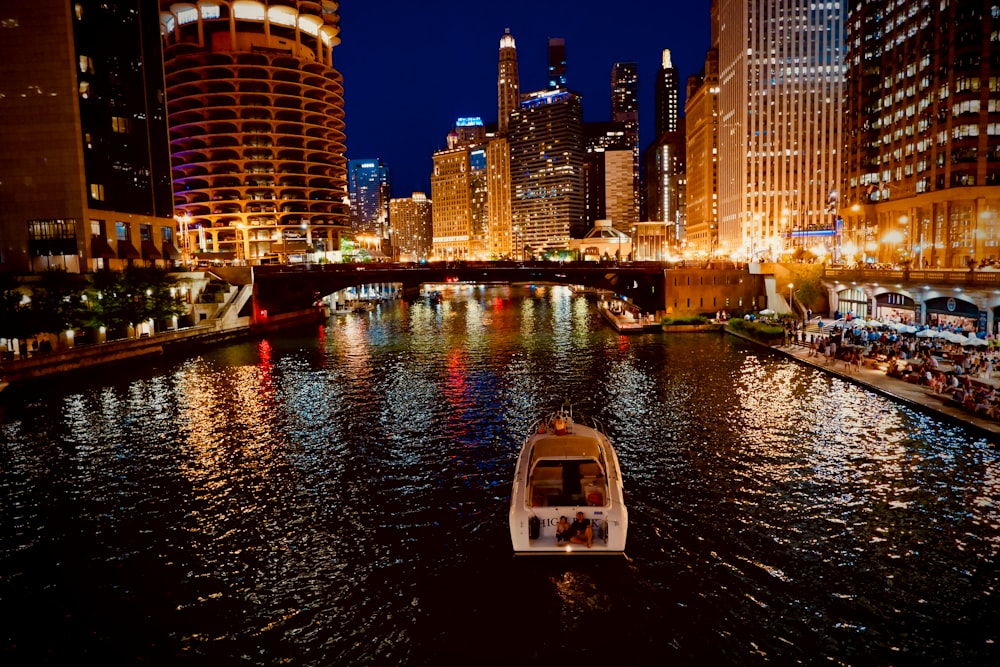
left=727, top=328, right=1000, bottom=440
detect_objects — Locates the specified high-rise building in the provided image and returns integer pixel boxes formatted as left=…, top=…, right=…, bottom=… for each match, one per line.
left=486, top=137, right=513, bottom=258
left=0, top=0, right=175, bottom=274
left=509, top=90, right=585, bottom=254
left=389, top=193, right=432, bottom=262
left=348, top=159, right=391, bottom=240
left=547, top=38, right=567, bottom=90
left=430, top=145, right=475, bottom=261
left=449, top=117, right=487, bottom=149
left=161, top=1, right=349, bottom=264
left=717, top=0, right=844, bottom=260
left=583, top=122, right=630, bottom=229
left=684, top=4, right=721, bottom=256
left=611, top=62, right=639, bottom=148
left=644, top=119, right=686, bottom=237
left=654, top=49, right=680, bottom=137
left=840, top=1, right=1000, bottom=269
left=611, top=62, right=640, bottom=227
left=431, top=120, right=490, bottom=260
left=497, top=29, right=520, bottom=136
left=644, top=48, right=686, bottom=235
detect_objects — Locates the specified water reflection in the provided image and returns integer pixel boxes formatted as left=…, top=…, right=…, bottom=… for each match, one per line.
left=0, top=285, right=997, bottom=665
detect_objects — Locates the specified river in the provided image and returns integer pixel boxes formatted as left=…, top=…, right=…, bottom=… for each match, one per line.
left=1, top=284, right=997, bottom=666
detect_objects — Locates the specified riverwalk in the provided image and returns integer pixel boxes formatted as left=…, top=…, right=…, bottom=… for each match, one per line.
left=770, top=338, right=1000, bottom=440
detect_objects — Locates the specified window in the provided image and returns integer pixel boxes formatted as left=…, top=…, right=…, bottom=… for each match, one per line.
left=115, top=221, right=129, bottom=241
left=90, top=183, right=104, bottom=201
left=27, top=218, right=78, bottom=257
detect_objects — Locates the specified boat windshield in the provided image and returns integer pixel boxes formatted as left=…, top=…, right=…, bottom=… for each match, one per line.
left=528, top=458, right=607, bottom=508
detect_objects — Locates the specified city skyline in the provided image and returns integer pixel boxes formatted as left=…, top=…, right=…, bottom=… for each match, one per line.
left=335, top=1, right=710, bottom=198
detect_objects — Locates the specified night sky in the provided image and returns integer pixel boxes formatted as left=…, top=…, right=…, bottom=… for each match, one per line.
left=335, top=1, right=712, bottom=198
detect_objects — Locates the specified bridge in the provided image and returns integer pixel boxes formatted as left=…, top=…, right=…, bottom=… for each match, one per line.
left=250, top=261, right=672, bottom=316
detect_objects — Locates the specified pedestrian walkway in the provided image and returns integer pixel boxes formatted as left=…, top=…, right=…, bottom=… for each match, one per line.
left=773, top=340, right=1000, bottom=440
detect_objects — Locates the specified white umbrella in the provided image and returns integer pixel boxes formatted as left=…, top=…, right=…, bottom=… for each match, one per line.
left=942, top=331, right=967, bottom=344
left=759, top=308, right=776, bottom=316
left=915, top=328, right=938, bottom=338
left=866, top=319, right=883, bottom=328
left=901, top=325, right=919, bottom=334
left=965, top=335, right=988, bottom=346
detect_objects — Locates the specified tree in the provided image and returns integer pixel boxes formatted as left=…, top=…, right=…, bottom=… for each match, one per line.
left=0, top=273, right=31, bottom=343
left=86, top=267, right=186, bottom=338
left=28, top=269, right=87, bottom=335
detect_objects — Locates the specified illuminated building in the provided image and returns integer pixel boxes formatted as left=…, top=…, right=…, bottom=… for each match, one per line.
left=717, top=0, right=844, bottom=260
left=389, top=193, right=432, bottom=262
left=486, top=137, right=513, bottom=259
left=547, top=37, right=567, bottom=90
left=583, top=122, right=629, bottom=231
left=348, top=159, right=390, bottom=242
left=840, top=1, right=1000, bottom=268
left=431, top=121, right=488, bottom=260
left=655, top=48, right=680, bottom=138
left=497, top=29, right=520, bottom=136
left=509, top=90, right=586, bottom=255
left=0, top=0, right=175, bottom=273
left=644, top=49, right=685, bottom=241
left=160, top=0, right=349, bottom=265
left=644, top=122, right=686, bottom=240
left=610, top=62, right=640, bottom=227
left=684, top=6, right=721, bottom=256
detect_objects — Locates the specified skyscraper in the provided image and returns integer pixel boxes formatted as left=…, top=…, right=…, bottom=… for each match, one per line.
left=611, top=62, right=639, bottom=148
left=497, top=29, right=520, bottom=136
left=685, top=48, right=720, bottom=255
left=717, top=0, right=844, bottom=260
left=161, top=1, right=349, bottom=264
left=611, top=62, right=640, bottom=228
left=547, top=38, right=567, bottom=90
left=644, top=49, right=685, bottom=235
left=840, top=0, right=1000, bottom=269
left=389, top=193, right=433, bottom=262
left=0, top=0, right=175, bottom=274
left=583, top=122, right=630, bottom=229
left=509, top=90, right=586, bottom=254
left=654, top=49, right=680, bottom=137
left=431, top=120, right=490, bottom=260
left=348, top=159, right=391, bottom=239
left=486, top=137, right=513, bottom=258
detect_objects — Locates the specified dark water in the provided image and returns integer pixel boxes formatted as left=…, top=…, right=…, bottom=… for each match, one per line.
left=1, top=285, right=998, bottom=666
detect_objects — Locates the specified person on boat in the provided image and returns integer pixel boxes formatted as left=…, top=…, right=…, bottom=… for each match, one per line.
left=568, top=511, right=592, bottom=548
left=555, top=516, right=571, bottom=543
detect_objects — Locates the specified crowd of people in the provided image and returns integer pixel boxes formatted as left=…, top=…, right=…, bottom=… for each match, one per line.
left=783, top=316, right=1000, bottom=422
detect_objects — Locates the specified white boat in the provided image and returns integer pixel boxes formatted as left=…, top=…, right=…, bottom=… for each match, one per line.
left=509, top=405, right=628, bottom=555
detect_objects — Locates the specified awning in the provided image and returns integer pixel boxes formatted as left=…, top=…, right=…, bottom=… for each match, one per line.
left=161, top=241, right=182, bottom=259
left=91, top=236, right=116, bottom=259
left=140, top=241, right=163, bottom=259
left=141, top=240, right=162, bottom=259
left=117, top=239, right=141, bottom=259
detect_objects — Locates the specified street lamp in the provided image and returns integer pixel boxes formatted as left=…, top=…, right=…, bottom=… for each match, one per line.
left=788, top=283, right=795, bottom=316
